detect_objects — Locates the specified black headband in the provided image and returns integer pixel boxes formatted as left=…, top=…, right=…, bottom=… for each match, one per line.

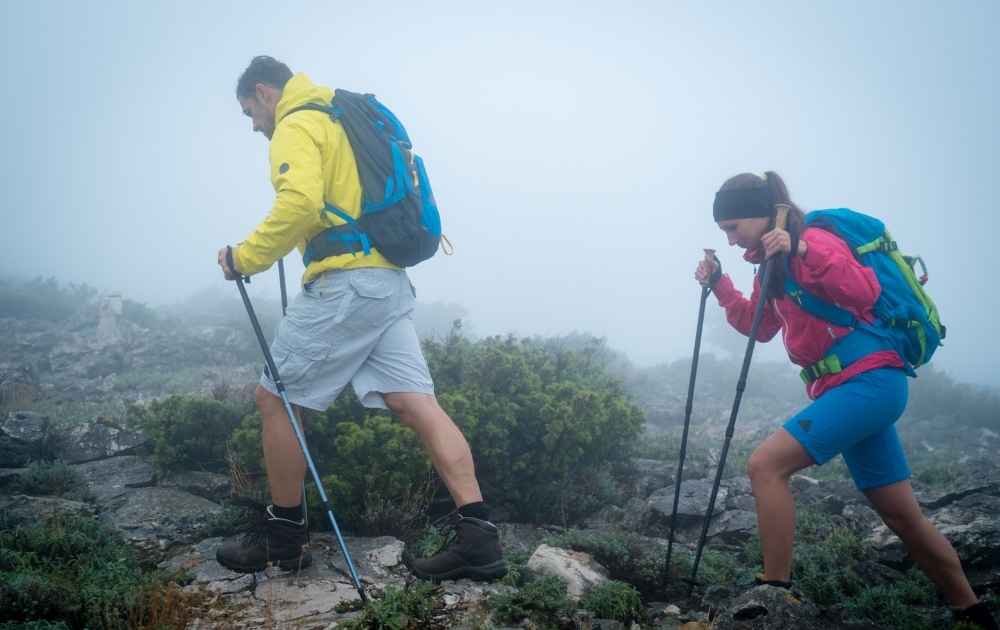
left=713, top=185, right=774, bottom=222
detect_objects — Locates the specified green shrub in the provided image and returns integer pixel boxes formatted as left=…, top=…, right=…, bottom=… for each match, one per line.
left=0, top=514, right=143, bottom=628
left=338, top=582, right=441, bottom=630
left=0, top=514, right=204, bottom=629
left=228, top=333, right=643, bottom=531
left=128, top=395, right=249, bottom=473
left=913, top=462, right=960, bottom=486
left=9, top=462, right=86, bottom=499
left=841, top=569, right=937, bottom=630
left=317, top=414, right=434, bottom=535
left=425, top=333, right=645, bottom=524
left=498, top=550, right=532, bottom=588
left=488, top=575, right=571, bottom=627
left=580, top=580, right=644, bottom=623
left=228, top=397, right=434, bottom=535
left=791, top=509, right=867, bottom=606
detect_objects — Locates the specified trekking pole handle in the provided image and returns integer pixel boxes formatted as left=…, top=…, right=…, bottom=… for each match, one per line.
left=702, top=249, right=722, bottom=289
left=224, top=246, right=250, bottom=283
left=773, top=204, right=790, bottom=232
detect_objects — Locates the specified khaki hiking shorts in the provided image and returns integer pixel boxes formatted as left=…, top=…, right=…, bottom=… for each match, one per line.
left=259, top=268, right=434, bottom=411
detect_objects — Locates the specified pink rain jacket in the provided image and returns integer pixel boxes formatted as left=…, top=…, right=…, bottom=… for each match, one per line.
left=712, top=227, right=905, bottom=399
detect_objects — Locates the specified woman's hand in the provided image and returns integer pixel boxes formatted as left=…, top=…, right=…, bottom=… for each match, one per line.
left=761, top=229, right=807, bottom=258
left=695, top=250, right=721, bottom=287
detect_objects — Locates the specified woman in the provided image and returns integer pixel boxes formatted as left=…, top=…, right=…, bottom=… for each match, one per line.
left=694, top=171, right=996, bottom=629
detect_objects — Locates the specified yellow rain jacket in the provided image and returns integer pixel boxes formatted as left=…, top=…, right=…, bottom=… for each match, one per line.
left=233, top=73, right=397, bottom=283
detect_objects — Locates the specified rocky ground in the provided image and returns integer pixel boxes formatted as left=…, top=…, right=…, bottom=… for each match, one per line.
left=2, top=300, right=999, bottom=628
left=3, top=408, right=999, bottom=628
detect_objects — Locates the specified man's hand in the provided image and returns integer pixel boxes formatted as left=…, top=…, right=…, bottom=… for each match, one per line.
left=761, top=229, right=807, bottom=259
left=217, top=246, right=240, bottom=281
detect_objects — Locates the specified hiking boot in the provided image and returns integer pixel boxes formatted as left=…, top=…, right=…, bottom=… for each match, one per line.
left=409, top=514, right=507, bottom=582
left=216, top=504, right=312, bottom=573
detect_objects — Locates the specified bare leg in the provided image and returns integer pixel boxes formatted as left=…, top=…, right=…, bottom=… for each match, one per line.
left=385, top=392, right=483, bottom=507
left=747, top=428, right=816, bottom=582
left=865, top=480, right=978, bottom=608
left=256, top=385, right=306, bottom=507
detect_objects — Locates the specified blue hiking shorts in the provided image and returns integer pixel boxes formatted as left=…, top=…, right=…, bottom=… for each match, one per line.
left=783, top=367, right=910, bottom=491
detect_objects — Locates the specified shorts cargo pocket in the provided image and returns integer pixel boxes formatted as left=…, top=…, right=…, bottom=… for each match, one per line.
left=349, top=271, right=395, bottom=300
left=335, top=270, right=397, bottom=327
left=274, top=317, right=331, bottom=362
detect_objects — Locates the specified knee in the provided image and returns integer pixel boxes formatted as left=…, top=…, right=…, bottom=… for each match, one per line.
left=384, top=394, right=409, bottom=418
left=747, top=448, right=780, bottom=485
left=385, top=394, right=422, bottom=426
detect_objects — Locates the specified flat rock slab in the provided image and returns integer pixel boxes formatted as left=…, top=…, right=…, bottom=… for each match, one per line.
left=102, top=486, right=222, bottom=564
left=72, top=455, right=154, bottom=503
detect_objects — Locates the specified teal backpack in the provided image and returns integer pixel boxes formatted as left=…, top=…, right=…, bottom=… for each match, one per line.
left=785, top=209, right=945, bottom=384
left=285, top=90, right=441, bottom=268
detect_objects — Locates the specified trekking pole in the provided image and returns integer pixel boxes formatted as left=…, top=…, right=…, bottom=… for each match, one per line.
left=687, top=206, right=789, bottom=595
left=277, top=259, right=289, bottom=316
left=664, top=249, right=719, bottom=584
left=228, top=248, right=367, bottom=603
left=275, top=259, right=309, bottom=537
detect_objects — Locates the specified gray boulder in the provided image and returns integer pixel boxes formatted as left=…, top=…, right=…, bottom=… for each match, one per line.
left=870, top=492, right=1000, bottom=571
left=100, top=486, right=223, bottom=565
left=646, top=479, right=729, bottom=528
left=72, top=455, right=155, bottom=503
left=0, top=411, right=59, bottom=465
left=713, top=585, right=840, bottom=630
left=59, top=418, right=148, bottom=463
left=527, top=543, right=609, bottom=601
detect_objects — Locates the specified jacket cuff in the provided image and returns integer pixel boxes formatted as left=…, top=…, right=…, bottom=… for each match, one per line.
left=231, top=244, right=247, bottom=275
left=712, top=274, right=739, bottom=306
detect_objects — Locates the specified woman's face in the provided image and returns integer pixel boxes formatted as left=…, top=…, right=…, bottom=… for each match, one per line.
left=717, top=217, right=771, bottom=250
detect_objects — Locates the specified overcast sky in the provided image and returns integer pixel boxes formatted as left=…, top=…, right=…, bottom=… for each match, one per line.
left=3, top=1, right=997, bottom=385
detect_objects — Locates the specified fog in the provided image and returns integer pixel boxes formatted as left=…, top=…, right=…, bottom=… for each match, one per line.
left=3, top=1, right=997, bottom=385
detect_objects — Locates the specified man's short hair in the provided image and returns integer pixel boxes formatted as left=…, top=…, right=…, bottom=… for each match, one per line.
left=236, top=56, right=293, bottom=99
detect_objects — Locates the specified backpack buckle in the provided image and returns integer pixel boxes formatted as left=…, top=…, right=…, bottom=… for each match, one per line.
left=799, top=355, right=844, bottom=385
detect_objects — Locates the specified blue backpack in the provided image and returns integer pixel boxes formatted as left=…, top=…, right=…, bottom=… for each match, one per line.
left=785, top=208, right=945, bottom=384
left=286, top=90, right=442, bottom=267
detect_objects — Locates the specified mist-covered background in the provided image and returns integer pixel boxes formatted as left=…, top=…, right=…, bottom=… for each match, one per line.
left=3, top=0, right=997, bottom=384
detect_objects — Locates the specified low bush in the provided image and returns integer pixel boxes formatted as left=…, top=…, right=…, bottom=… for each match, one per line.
left=580, top=580, right=644, bottom=624
left=488, top=575, right=572, bottom=628
left=338, top=582, right=442, bottom=630
left=128, top=395, right=250, bottom=473
left=0, top=513, right=205, bottom=630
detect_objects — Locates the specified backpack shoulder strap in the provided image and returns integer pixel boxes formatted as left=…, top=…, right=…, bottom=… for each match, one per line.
left=281, top=101, right=339, bottom=122
left=782, top=257, right=857, bottom=328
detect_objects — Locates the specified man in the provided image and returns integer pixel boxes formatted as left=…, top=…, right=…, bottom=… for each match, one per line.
left=215, top=55, right=505, bottom=582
